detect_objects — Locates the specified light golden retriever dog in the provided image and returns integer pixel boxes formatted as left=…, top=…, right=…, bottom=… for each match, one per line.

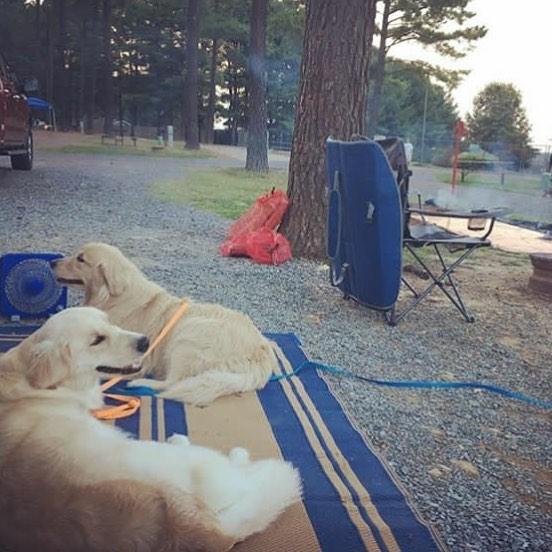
left=52, top=243, right=279, bottom=405
left=0, top=307, right=302, bottom=552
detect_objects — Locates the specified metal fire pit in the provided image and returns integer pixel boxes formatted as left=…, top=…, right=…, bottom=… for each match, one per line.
left=529, top=253, right=552, bottom=297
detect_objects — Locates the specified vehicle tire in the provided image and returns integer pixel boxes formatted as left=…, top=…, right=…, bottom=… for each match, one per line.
left=10, top=131, right=33, bottom=171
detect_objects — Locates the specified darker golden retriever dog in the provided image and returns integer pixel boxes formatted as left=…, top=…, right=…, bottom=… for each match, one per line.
left=0, top=307, right=301, bottom=552
left=53, top=243, right=279, bottom=405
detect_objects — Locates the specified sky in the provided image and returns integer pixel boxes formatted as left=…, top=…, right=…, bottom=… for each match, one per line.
left=392, top=0, right=551, bottom=147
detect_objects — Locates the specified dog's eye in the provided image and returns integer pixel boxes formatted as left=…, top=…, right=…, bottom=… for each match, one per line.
left=77, top=254, right=85, bottom=263
left=91, top=335, right=106, bottom=346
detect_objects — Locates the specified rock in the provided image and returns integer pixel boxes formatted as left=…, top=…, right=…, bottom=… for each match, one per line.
left=451, top=460, right=480, bottom=478
left=431, top=428, right=447, bottom=440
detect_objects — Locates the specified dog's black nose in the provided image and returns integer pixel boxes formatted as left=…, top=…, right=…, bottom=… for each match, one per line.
left=50, top=259, right=59, bottom=268
left=136, top=336, right=149, bottom=353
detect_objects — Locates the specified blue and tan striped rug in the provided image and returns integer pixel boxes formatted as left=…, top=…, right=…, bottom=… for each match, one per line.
left=1, top=327, right=445, bottom=552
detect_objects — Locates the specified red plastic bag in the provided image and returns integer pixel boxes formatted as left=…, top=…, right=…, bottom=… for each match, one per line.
left=227, top=189, right=289, bottom=238
left=220, top=234, right=248, bottom=257
left=244, top=228, right=292, bottom=265
left=220, top=189, right=292, bottom=265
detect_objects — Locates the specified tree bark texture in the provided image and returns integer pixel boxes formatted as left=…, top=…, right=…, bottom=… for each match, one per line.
left=34, top=0, right=42, bottom=87
left=245, top=0, right=269, bottom=172
left=206, top=38, right=218, bottom=144
left=45, top=2, right=54, bottom=105
left=78, top=16, right=87, bottom=126
left=55, top=0, right=68, bottom=129
left=85, top=0, right=100, bottom=133
left=184, top=0, right=200, bottom=149
left=280, top=0, right=376, bottom=259
left=102, top=0, right=114, bottom=135
left=366, top=0, right=390, bottom=138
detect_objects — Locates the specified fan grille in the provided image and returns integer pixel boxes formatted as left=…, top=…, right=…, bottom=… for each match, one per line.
left=4, top=258, right=63, bottom=315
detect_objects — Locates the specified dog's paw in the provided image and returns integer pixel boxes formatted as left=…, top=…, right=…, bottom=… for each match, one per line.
left=168, top=434, right=190, bottom=446
left=229, top=447, right=250, bottom=466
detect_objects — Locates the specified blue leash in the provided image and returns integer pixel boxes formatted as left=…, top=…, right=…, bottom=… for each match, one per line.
left=271, top=360, right=552, bottom=410
left=108, top=361, right=551, bottom=410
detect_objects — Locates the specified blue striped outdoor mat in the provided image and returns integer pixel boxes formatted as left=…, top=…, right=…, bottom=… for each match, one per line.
left=1, top=326, right=445, bottom=552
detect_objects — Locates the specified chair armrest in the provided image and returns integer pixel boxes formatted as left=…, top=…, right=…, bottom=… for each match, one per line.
left=408, top=208, right=509, bottom=240
left=407, top=207, right=508, bottom=220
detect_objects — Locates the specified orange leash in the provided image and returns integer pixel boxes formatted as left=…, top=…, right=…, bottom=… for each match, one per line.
left=91, top=300, right=189, bottom=420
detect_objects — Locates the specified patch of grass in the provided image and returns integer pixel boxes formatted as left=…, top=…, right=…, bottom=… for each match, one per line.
left=435, top=168, right=543, bottom=196
left=151, top=167, right=288, bottom=219
left=459, top=151, right=499, bottom=162
left=43, top=136, right=213, bottom=159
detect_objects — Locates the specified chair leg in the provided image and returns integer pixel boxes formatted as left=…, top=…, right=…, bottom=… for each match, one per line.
left=391, top=244, right=481, bottom=324
left=384, top=306, right=398, bottom=326
left=401, top=276, right=419, bottom=297
left=433, top=244, right=475, bottom=322
left=409, top=244, right=477, bottom=322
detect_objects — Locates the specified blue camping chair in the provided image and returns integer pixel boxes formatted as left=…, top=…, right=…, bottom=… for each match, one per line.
left=326, top=137, right=501, bottom=326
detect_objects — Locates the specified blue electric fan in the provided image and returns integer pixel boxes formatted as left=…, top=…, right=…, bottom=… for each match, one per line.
left=0, top=253, right=68, bottom=320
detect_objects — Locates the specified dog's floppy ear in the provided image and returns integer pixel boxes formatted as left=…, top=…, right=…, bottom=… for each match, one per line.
left=98, top=261, right=127, bottom=297
left=27, top=341, right=72, bottom=389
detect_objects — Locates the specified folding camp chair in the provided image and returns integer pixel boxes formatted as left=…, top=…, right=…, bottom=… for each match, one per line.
left=326, top=137, right=502, bottom=326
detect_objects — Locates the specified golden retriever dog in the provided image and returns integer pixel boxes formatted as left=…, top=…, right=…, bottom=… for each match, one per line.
left=52, top=243, right=279, bottom=405
left=0, top=307, right=302, bottom=552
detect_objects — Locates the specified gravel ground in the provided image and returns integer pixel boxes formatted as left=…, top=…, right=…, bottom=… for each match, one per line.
left=1, top=151, right=551, bottom=551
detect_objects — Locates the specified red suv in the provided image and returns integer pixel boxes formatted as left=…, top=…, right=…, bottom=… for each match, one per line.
left=0, top=52, right=33, bottom=170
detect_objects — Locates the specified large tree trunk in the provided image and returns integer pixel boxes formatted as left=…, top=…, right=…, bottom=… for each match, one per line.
left=102, top=0, right=114, bottom=135
left=45, top=1, right=54, bottom=106
left=34, top=0, right=42, bottom=89
left=245, top=0, right=269, bottom=172
left=52, top=0, right=68, bottom=129
left=366, top=0, right=391, bottom=138
left=77, top=16, right=87, bottom=128
left=85, top=1, right=100, bottom=133
left=205, top=38, right=218, bottom=144
left=280, top=0, right=376, bottom=259
left=230, top=77, right=238, bottom=145
left=184, top=0, right=200, bottom=149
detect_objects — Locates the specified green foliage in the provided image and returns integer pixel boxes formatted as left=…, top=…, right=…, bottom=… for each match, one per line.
left=459, top=149, right=498, bottom=162
left=0, top=0, right=304, bottom=138
left=266, top=0, right=305, bottom=133
left=0, top=1, right=39, bottom=76
left=467, top=83, right=535, bottom=167
left=367, top=0, right=485, bottom=138
left=377, top=59, right=458, bottom=160
left=384, top=0, right=487, bottom=57
left=115, top=0, right=187, bottom=127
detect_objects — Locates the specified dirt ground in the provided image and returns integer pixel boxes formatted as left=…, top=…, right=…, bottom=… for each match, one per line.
left=34, top=129, right=90, bottom=148
left=423, top=215, right=552, bottom=255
